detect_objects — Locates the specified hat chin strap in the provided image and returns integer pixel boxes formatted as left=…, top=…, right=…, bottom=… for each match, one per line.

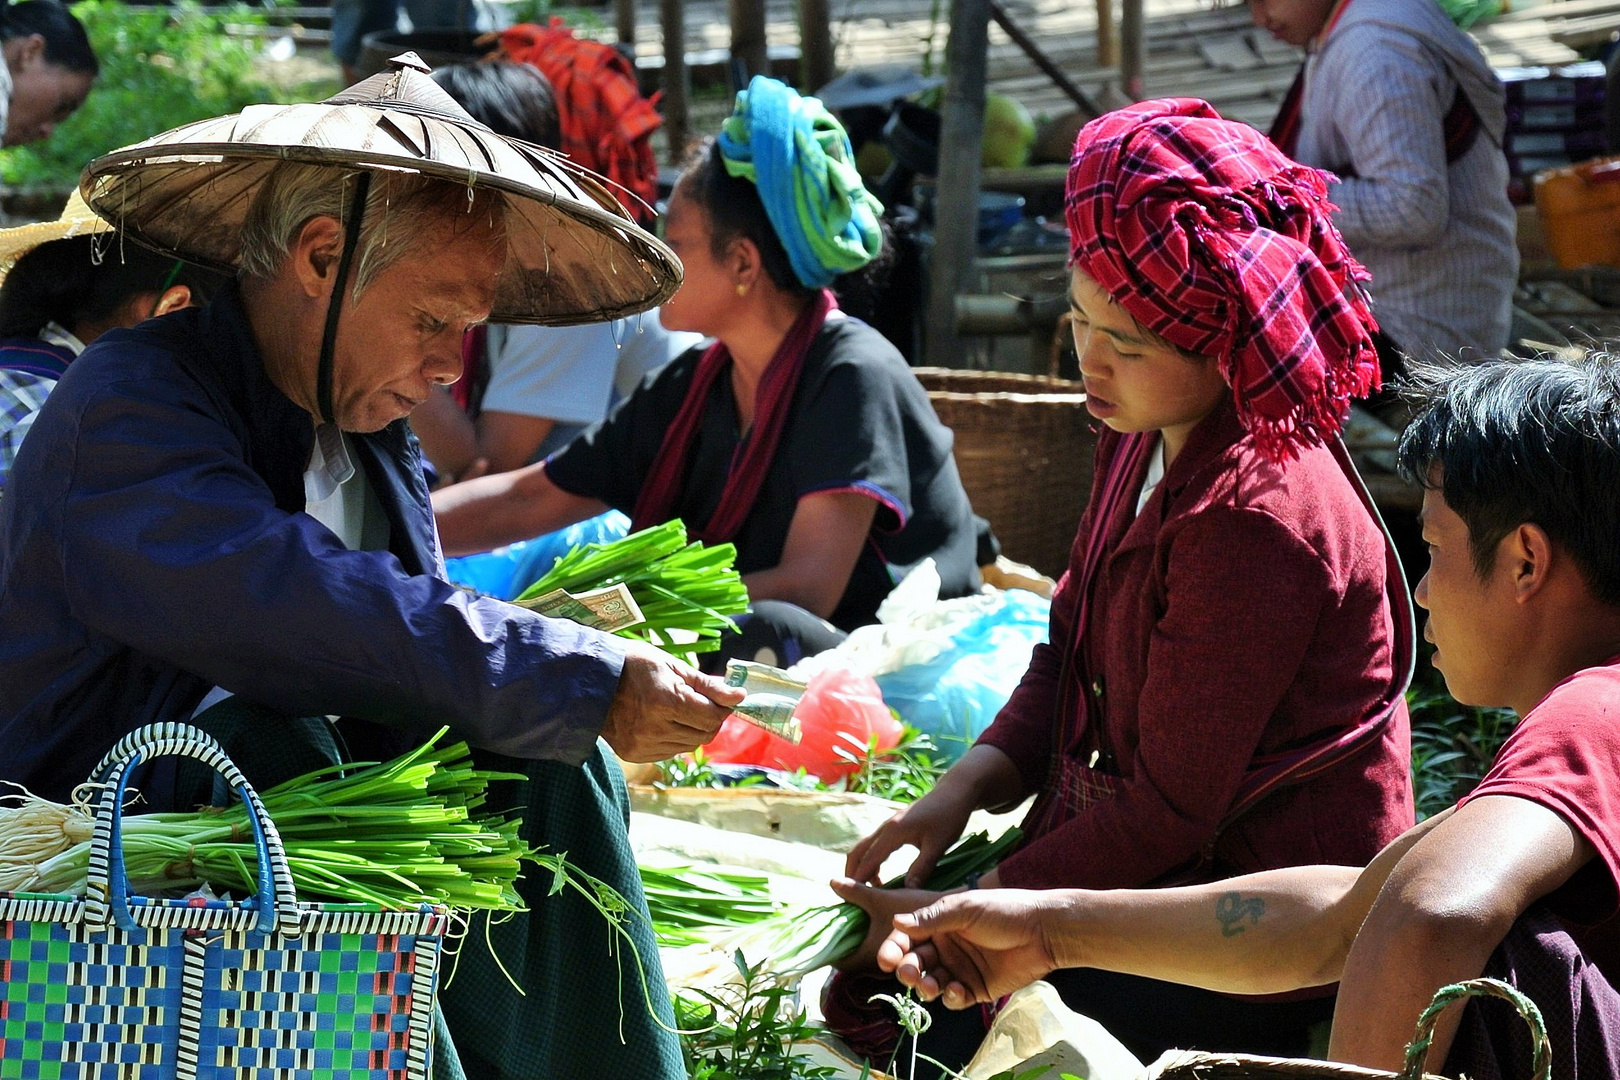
left=316, top=174, right=373, bottom=426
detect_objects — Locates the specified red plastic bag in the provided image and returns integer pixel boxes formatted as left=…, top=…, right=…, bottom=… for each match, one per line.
left=699, top=667, right=901, bottom=782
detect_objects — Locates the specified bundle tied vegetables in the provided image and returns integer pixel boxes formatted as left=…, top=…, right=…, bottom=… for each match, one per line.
left=0, top=730, right=544, bottom=912
left=672, top=829, right=1023, bottom=982
left=514, top=519, right=750, bottom=665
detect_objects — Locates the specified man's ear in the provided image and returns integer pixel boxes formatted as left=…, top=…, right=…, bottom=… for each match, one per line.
left=151, top=284, right=193, bottom=317
left=1508, top=522, right=1556, bottom=603
left=290, top=215, right=346, bottom=301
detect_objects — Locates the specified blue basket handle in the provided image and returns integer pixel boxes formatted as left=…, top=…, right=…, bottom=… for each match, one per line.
left=83, top=722, right=295, bottom=935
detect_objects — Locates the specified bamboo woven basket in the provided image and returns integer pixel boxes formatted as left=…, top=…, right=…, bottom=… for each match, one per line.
left=913, top=367, right=1095, bottom=579
left=1142, top=979, right=1548, bottom=1080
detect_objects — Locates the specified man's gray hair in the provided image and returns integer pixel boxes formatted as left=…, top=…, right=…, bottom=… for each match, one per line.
left=237, top=164, right=508, bottom=295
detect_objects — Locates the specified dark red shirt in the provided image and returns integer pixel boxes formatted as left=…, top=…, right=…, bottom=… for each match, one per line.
left=1459, top=657, right=1620, bottom=973
left=979, top=400, right=1414, bottom=888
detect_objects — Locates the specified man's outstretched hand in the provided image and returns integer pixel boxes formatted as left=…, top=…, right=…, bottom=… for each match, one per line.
left=832, top=881, right=1066, bottom=1008
left=600, top=639, right=745, bottom=762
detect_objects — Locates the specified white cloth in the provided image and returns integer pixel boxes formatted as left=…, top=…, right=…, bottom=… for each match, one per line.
left=1135, top=437, right=1166, bottom=517
left=482, top=310, right=703, bottom=426
left=303, top=423, right=390, bottom=551
left=0, top=52, right=13, bottom=148
left=38, top=322, right=87, bottom=355
left=1296, top=0, right=1516, bottom=359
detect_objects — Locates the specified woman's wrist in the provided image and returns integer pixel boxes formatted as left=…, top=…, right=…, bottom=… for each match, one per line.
left=1042, top=890, right=1097, bottom=971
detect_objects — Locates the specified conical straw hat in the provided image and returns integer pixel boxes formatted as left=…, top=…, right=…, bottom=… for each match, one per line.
left=77, top=54, right=680, bottom=326
left=0, top=189, right=112, bottom=272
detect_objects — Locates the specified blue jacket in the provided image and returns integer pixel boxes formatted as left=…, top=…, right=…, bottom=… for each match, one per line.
left=0, top=284, right=625, bottom=802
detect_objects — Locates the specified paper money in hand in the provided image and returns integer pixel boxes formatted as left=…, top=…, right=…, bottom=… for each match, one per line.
left=516, top=582, right=645, bottom=633
left=724, top=659, right=809, bottom=700
left=723, top=660, right=809, bottom=743
left=730, top=692, right=804, bottom=744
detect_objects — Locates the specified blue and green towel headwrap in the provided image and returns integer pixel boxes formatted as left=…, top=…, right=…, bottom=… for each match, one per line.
left=717, top=76, right=885, bottom=289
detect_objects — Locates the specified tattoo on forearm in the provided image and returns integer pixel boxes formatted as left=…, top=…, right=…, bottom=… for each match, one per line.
left=1215, top=892, right=1266, bottom=938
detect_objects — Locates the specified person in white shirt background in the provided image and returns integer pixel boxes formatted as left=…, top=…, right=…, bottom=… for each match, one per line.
left=410, top=61, right=702, bottom=487
left=1253, top=0, right=1517, bottom=369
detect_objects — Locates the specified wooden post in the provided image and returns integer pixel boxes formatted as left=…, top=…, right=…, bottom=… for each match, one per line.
left=729, top=0, right=768, bottom=82
left=925, top=0, right=990, bottom=369
left=615, top=0, right=637, bottom=48
left=1120, top=0, right=1144, bottom=99
left=661, top=0, right=690, bottom=164
left=801, top=0, right=834, bottom=91
left=1097, top=0, right=1115, bottom=68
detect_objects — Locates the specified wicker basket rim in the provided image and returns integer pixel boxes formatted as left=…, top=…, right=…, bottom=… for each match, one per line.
left=925, top=389, right=1089, bottom=404
left=1146, top=1049, right=1448, bottom=1080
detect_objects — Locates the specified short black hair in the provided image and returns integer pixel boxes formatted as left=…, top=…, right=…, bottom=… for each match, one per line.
left=432, top=61, right=560, bottom=153
left=0, top=234, right=226, bottom=339
left=1397, top=356, right=1620, bottom=605
left=2, top=0, right=97, bottom=77
left=676, top=137, right=892, bottom=299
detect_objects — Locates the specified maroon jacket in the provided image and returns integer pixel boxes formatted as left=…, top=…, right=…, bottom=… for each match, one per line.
left=979, top=399, right=1414, bottom=889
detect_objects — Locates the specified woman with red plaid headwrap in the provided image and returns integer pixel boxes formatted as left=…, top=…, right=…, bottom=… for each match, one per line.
left=833, top=98, right=1418, bottom=1069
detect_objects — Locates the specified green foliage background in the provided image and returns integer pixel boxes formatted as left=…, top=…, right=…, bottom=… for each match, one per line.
left=1, top=0, right=329, bottom=190
left=1408, top=644, right=1516, bottom=821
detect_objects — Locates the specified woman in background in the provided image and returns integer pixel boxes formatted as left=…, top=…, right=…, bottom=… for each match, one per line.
left=0, top=194, right=224, bottom=492
left=433, top=75, right=984, bottom=668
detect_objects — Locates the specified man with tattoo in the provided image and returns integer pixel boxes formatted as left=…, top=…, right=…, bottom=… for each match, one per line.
left=836, top=357, right=1620, bottom=1079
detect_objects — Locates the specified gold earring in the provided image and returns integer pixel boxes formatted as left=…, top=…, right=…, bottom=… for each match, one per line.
left=736, top=283, right=748, bottom=297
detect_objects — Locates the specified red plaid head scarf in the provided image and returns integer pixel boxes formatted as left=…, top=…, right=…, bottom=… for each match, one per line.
left=1066, top=98, right=1380, bottom=460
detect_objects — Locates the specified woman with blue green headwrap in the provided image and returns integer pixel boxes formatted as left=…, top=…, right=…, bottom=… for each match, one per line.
left=434, top=75, right=983, bottom=663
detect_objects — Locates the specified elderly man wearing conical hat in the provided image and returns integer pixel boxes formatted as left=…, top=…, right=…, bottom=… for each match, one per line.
left=0, top=57, right=740, bottom=1078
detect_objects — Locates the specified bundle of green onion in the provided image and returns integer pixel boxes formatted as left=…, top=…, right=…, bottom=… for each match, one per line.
left=515, top=519, right=750, bottom=664
left=638, top=864, right=781, bottom=948
left=0, top=731, right=534, bottom=911
left=704, top=829, right=1022, bottom=980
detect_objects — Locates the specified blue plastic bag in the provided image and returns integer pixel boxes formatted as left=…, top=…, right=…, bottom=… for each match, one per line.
left=444, top=510, right=631, bottom=600
left=874, top=589, right=1051, bottom=762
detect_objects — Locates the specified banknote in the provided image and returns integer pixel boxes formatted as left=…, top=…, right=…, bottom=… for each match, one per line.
left=732, top=692, right=804, bottom=744
left=517, top=582, right=645, bottom=633
left=724, top=659, right=809, bottom=701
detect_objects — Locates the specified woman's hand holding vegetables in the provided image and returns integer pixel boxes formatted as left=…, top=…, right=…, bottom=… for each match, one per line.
left=601, top=640, right=745, bottom=762
left=826, top=882, right=947, bottom=971
left=845, top=785, right=978, bottom=887
left=869, top=887, right=1068, bottom=1008
left=845, top=746, right=1024, bottom=887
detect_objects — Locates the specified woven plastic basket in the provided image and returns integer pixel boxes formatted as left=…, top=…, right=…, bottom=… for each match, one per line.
left=0, top=723, right=449, bottom=1079
left=1143, top=979, right=1549, bottom=1080
left=913, top=367, right=1096, bottom=578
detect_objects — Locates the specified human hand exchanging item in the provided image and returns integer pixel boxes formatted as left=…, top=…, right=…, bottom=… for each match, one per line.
left=826, top=881, right=947, bottom=972
left=846, top=884, right=1065, bottom=1008
left=843, top=785, right=977, bottom=887
left=599, top=638, right=746, bottom=762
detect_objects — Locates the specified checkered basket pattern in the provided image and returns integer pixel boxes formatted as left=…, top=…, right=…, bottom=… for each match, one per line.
left=0, top=723, right=450, bottom=1080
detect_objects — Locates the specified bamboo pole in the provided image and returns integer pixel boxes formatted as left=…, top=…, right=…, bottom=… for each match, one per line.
left=925, top=0, right=990, bottom=369
left=801, top=0, right=835, bottom=91
left=615, top=0, right=636, bottom=48
left=987, top=0, right=1100, bottom=116
left=1121, top=0, right=1144, bottom=99
left=729, top=0, right=768, bottom=81
left=1097, top=0, right=1115, bottom=67
left=661, top=0, right=690, bottom=164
